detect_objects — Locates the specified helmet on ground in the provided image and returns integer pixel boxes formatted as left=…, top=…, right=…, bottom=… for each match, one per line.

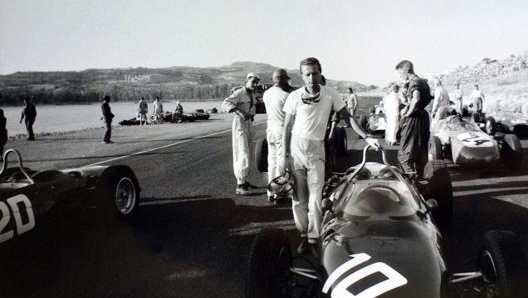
left=268, top=171, right=295, bottom=197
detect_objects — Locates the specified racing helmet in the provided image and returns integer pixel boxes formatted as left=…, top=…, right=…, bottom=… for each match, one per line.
left=268, top=171, right=295, bottom=197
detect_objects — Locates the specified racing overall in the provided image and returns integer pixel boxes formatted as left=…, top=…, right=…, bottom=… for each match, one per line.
left=222, top=87, right=256, bottom=185
left=398, top=76, right=431, bottom=178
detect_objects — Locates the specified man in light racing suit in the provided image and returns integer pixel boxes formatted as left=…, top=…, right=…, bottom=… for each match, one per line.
left=222, top=73, right=260, bottom=195
left=278, top=57, right=379, bottom=257
left=263, top=69, right=294, bottom=202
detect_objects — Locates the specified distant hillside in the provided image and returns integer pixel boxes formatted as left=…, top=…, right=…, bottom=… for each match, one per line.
left=0, top=62, right=372, bottom=105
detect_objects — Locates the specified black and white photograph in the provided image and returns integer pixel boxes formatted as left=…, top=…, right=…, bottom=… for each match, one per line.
left=1, top=0, right=528, bottom=297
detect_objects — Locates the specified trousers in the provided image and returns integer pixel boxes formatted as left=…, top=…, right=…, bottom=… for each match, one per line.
left=398, top=110, right=430, bottom=177
left=232, top=116, right=254, bottom=185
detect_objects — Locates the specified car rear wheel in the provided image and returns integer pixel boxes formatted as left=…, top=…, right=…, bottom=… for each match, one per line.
left=102, top=167, right=140, bottom=217
left=255, top=138, right=268, bottom=172
left=501, top=134, right=522, bottom=170
left=424, top=160, right=453, bottom=230
left=428, top=136, right=443, bottom=160
left=479, top=230, right=528, bottom=298
left=358, top=115, right=368, bottom=131
left=245, top=229, right=292, bottom=298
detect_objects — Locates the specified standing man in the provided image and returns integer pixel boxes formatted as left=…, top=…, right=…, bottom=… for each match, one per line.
left=470, top=83, right=485, bottom=113
left=101, top=95, right=114, bottom=144
left=452, top=82, right=464, bottom=115
left=20, top=97, right=37, bottom=141
left=222, top=73, right=260, bottom=195
left=383, top=84, right=401, bottom=146
left=278, top=57, right=379, bottom=256
left=137, top=97, right=148, bottom=125
left=153, top=97, right=164, bottom=123
left=396, top=60, right=432, bottom=179
left=346, top=87, right=358, bottom=116
left=431, top=79, right=450, bottom=127
left=172, top=101, right=183, bottom=123
left=263, top=69, right=293, bottom=202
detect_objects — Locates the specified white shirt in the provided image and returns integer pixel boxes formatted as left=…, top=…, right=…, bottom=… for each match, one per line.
left=383, top=92, right=400, bottom=118
left=283, top=86, right=346, bottom=141
left=432, top=86, right=450, bottom=114
left=263, top=86, right=289, bottom=128
left=470, top=89, right=485, bottom=100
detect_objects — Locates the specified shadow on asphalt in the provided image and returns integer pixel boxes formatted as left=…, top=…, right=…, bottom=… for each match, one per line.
left=23, top=150, right=189, bottom=163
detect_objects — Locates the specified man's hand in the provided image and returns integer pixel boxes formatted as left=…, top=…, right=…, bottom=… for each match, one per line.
left=277, top=156, right=287, bottom=176
left=366, top=137, right=381, bottom=151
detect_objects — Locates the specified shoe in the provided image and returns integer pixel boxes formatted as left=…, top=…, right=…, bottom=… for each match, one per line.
left=103, top=140, right=114, bottom=144
left=267, top=195, right=276, bottom=203
left=27, top=137, right=35, bottom=141
left=244, top=182, right=259, bottom=189
left=235, top=184, right=249, bottom=195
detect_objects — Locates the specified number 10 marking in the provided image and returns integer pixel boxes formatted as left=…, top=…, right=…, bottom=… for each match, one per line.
left=322, top=253, right=407, bottom=298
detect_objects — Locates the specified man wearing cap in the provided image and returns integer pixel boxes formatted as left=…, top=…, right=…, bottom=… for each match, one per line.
left=278, top=57, right=379, bottom=257
left=263, top=69, right=295, bottom=202
left=395, top=60, right=432, bottom=179
left=222, top=73, right=260, bottom=195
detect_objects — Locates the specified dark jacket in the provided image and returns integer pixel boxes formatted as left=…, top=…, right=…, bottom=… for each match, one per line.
left=102, top=101, right=114, bottom=123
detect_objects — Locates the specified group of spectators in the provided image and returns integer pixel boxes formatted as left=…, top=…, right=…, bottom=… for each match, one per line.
left=222, top=57, right=433, bottom=258
left=135, top=97, right=183, bottom=125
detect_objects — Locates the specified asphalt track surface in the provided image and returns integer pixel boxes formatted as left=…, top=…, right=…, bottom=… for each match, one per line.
left=1, top=113, right=528, bottom=298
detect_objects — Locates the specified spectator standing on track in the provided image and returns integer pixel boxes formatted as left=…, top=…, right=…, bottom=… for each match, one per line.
left=396, top=60, right=432, bottom=179
left=431, top=80, right=450, bottom=126
left=20, top=97, right=37, bottom=141
left=101, top=95, right=114, bottom=144
left=263, top=69, right=293, bottom=203
left=346, top=87, right=359, bottom=116
left=278, top=57, right=379, bottom=257
left=0, top=109, right=7, bottom=160
left=470, top=84, right=485, bottom=113
left=452, top=82, right=464, bottom=114
left=222, top=73, right=260, bottom=195
left=153, top=97, right=164, bottom=123
left=384, top=84, right=401, bottom=146
left=137, top=97, right=148, bottom=125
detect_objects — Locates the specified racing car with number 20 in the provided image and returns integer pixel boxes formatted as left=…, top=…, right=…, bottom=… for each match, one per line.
left=0, top=149, right=141, bottom=246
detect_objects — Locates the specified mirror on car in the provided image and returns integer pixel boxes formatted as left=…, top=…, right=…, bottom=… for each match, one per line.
left=322, top=198, right=333, bottom=213
left=425, top=198, right=439, bottom=210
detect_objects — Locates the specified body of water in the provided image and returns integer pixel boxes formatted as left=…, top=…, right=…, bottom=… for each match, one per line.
left=4, top=100, right=223, bottom=137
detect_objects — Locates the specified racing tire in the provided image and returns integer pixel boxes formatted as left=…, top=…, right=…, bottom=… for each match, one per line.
left=245, top=229, right=292, bottom=298
left=255, top=138, right=268, bottom=173
left=335, top=127, right=347, bottom=156
left=486, top=117, right=496, bottom=135
left=358, top=115, right=368, bottom=131
left=424, top=160, right=453, bottom=230
left=101, top=166, right=141, bottom=217
left=501, top=134, right=522, bottom=171
left=478, top=230, right=528, bottom=298
left=472, top=112, right=485, bottom=123
left=428, top=136, right=443, bottom=160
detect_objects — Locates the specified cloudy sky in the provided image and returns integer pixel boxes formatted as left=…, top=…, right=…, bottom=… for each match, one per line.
left=1, top=0, right=527, bottom=85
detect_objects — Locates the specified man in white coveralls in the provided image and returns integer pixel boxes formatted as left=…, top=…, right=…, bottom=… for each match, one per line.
left=263, top=68, right=294, bottom=203
left=222, top=73, right=261, bottom=195
left=278, top=57, right=380, bottom=257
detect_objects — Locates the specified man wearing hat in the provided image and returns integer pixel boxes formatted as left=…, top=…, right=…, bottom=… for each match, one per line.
left=222, top=73, right=261, bottom=195
left=263, top=69, right=295, bottom=202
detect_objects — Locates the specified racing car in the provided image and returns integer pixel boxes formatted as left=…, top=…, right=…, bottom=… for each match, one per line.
left=473, top=111, right=528, bottom=139
left=429, top=115, right=522, bottom=170
left=0, top=149, right=141, bottom=246
left=359, top=105, right=386, bottom=137
left=246, top=145, right=527, bottom=298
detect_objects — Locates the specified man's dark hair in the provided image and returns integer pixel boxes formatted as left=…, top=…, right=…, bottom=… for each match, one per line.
left=103, top=95, right=110, bottom=101
left=348, top=87, right=353, bottom=92
left=299, top=57, right=322, bottom=74
left=395, top=60, right=414, bottom=73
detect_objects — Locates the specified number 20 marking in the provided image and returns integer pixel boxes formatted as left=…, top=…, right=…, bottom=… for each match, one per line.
left=0, top=194, right=35, bottom=243
left=322, top=253, right=407, bottom=298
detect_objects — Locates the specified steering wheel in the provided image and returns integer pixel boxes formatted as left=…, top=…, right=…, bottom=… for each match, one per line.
left=0, top=149, right=35, bottom=184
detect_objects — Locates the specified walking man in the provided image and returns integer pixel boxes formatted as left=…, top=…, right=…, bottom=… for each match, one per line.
left=278, top=57, right=379, bottom=256
left=263, top=69, right=294, bottom=202
left=469, top=83, right=485, bottom=113
left=452, top=82, right=464, bottom=115
left=395, top=60, right=432, bottom=179
left=20, top=97, right=37, bottom=141
left=222, top=73, right=260, bottom=195
left=101, top=95, right=114, bottom=143
left=431, top=79, right=450, bottom=127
